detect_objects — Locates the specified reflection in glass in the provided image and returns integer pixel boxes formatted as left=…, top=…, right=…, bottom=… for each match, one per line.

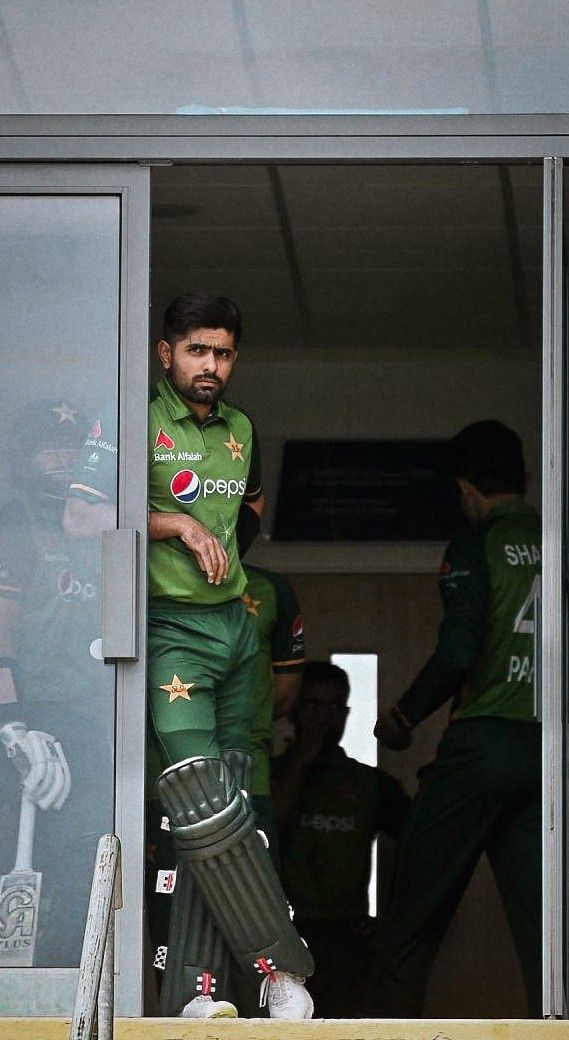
left=0, top=196, right=119, bottom=967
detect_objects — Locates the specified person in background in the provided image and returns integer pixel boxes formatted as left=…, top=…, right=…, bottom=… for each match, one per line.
left=368, top=421, right=542, bottom=1018
left=242, top=562, right=305, bottom=866
left=273, top=661, right=411, bottom=1017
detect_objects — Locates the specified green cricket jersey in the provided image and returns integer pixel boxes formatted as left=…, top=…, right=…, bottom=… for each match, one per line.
left=242, top=565, right=305, bottom=796
left=148, top=377, right=262, bottom=604
left=275, top=745, right=411, bottom=919
left=398, top=501, right=541, bottom=726
left=0, top=502, right=106, bottom=712
left=68, top=411, right=118, bottom=506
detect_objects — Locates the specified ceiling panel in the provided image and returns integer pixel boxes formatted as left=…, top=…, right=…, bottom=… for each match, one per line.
left=294, top=226, right=513, bottom=270
left=151, top=162, right=542, bottom=353
left=279, top=164, right=507, bottom=228
left=153, top=226, right=288, bottom=271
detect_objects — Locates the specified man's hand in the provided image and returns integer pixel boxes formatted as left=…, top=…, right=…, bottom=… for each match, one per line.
left=374, top=710, right=413, bottom=751
left=177, top=515, right=229, bottom=585
left=149, top=511, right=229, bottom=585
left=272, top=715, right=296, bottom=758
left=0, top=721, right=72, bottom=810
left=292, top=723, right=328, bottom=767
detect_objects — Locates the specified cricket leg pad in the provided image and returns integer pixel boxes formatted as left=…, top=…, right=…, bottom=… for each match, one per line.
left=158, top=757, right=314, bottom=979
left=158, top=858, right=231, bottom=1016
left=220, top=748, right=252, bottom=797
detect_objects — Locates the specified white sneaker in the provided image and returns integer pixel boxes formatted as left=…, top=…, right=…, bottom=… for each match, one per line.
left=265, top=972, right=314, bottom=1020
left=180, top=995, right=238, bottom=1019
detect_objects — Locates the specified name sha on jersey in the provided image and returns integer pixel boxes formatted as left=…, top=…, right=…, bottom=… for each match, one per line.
left=504, top=544, right=541, bottom=566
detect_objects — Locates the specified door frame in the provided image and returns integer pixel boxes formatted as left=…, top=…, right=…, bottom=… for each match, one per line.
left=542, top=156, right=566, bottom=1018
left=1, top=113, right=569, bottom=161
left=0, top=117, right=566, bottom=1019
left=0, top=164, right=150, bottom=1017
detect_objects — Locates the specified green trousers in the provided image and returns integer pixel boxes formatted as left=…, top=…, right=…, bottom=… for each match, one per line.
left=366, top=717, right=542, bottom=1018
left=148, top=597, right=258, bottom=765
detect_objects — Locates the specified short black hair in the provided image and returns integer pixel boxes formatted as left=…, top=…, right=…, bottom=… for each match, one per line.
left=302, top=661, right=350, bottom=702
left=450, top=420, right=526, bottom=496
left=162, top=291, right=242, bottom=345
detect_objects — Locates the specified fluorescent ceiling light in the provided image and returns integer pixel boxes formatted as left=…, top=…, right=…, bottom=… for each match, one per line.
left=176, top=104, right=469, bottom=115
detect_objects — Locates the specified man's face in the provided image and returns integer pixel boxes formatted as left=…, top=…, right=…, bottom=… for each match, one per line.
left=297, top=680, right=349, bottom=745
left=158, top=327, right=238, bottom=408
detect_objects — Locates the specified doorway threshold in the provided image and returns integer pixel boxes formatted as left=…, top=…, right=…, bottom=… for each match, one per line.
left=2, top=1018, right=569, bottom=1040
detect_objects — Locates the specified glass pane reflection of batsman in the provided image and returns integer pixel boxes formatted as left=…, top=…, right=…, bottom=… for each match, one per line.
left=0, top=722, right=71, bottom=965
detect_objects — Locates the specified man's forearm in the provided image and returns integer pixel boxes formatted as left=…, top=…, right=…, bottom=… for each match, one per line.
left=397, top=589, right=484, bottom=729
left=236, top=502, right=261, bottom=556
left=397, top=650, right=468, bottom=729
left=273, top=756, right=311, bottom=831
left=247, top=493, right=266, bottom=518
left=148, top=510, right=229, bottom=585
left=148, top=510, right=186, bottom=541
left=273, top=672, right=303, bottom=718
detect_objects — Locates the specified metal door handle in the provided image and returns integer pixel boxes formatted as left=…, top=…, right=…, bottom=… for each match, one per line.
left=101, top=529, right=139, bottom=660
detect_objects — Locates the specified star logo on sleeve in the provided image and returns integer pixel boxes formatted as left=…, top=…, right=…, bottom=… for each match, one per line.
left=220, top=521, right=234, bottom=544
left=52, top=402, right=77, bottom=424
left=242, top=592, right=261, bottom=616
left=224, top=432, right=244, bottom=461
left=159, top=674, right=195, bottom=702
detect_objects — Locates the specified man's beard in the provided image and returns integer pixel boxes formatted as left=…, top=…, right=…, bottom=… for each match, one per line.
left=169, top=369, right=225, bottom=407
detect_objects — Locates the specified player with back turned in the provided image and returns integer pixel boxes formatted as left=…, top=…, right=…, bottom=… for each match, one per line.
left=147, top=291, right=314, bottom=1020
left=367, top=420, right=542, bottom=1018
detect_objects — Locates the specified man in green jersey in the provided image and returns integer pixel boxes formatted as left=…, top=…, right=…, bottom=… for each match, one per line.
left=367, top=421, right=542, bottom=1018
left=148, top=292, right=314, bottom=1021
left=274, top=661, right=411, bottom=1017
left=145, top=563, right=305, bottom=1005
left=242, top=564, right=305, bottom=863
left=148, top=293, right=264, bottom=763
left=0, top=400, right=114, bottom=967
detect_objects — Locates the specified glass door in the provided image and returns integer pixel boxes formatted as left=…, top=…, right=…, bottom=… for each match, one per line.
left=0, top=165, right=149, bottom=1016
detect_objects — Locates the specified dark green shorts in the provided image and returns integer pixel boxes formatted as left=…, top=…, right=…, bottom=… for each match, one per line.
left=148, top=597, right=258, bottom=766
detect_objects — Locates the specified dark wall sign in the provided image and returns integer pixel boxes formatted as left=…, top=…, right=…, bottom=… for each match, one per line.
left=273, top=440, right=465, bottom=541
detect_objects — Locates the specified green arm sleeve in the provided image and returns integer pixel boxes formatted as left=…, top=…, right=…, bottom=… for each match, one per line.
left=269, top=571, right=305, bottom=673
left=397, top=532, right=489, bottom=728
left=236, top=502, right=261, bottom=556
left=243, top=422, right=263, bottom=502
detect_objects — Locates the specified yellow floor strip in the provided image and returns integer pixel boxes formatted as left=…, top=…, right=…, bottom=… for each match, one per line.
left=2, top=1020, right=569, bottom=1040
